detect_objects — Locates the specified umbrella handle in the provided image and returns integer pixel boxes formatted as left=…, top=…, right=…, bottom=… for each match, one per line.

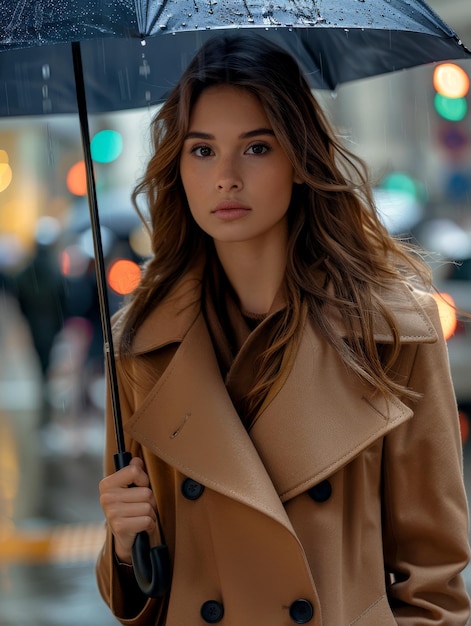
left=114, top=452, right=172, bottom=598
left=132, top=532, right=171, bottom=598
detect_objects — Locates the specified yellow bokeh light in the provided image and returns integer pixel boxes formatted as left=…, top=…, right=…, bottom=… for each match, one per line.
left=0, top=149, right=9, bottom=164
left=129, top=224, right=152, bottom=258
left=433, top=63, right=470, bottom=99
left=0, top=162, right=13, bottom=192
left=432, top=292, right=457, bottom=340
left=0, top=198, right=37, bottom=248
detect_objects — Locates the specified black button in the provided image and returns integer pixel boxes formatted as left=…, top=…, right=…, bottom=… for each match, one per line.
left=181, top=478, right=205, bottom=500
left=308, top=479, right=332, bottom=503
left=201, top=600, right=224, bottom=623
left=289, top=598, right=314, bottom=623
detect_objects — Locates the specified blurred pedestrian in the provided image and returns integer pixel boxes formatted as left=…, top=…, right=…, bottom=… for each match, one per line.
left=97, top=35, right=470, bottom=625
left=11, top=217, right=66, bottom=425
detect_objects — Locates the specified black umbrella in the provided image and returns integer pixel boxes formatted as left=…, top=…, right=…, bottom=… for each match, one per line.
left=1, top=0, right=470, bottom=599
left=1, top=1, right=470, bottom=115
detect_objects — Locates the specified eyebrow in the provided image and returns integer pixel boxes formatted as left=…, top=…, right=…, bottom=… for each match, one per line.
left=184, top=128, right=276, bottom=140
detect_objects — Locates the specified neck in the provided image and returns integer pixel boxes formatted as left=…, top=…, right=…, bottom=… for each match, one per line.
left=214, top=235, right=287, bottom=314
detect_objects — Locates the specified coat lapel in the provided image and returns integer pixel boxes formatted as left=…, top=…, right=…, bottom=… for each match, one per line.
left=249, top=319, right=413, bottom=503
left=237, top=282, right=438, bottom=503
left=126, top=313, right=295, bottom=532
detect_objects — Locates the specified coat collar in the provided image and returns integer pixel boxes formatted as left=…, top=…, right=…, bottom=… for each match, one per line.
left=124, top=263, right=204, bottom=355
left=126, top=263, right=438, bottom=356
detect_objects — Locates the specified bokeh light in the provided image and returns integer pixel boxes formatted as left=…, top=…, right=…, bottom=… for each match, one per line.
left=66, top=161, right=88, bottom=196
left=375, top=171, right=424, bottom=234
left=434, top=94, right=468, bottom=122
left=59, top=244, right=90, bottom=277
left=79, top=227, right=114, bottom=259
left=0, top=150, right=12, bottom=192
left=0, top=162, right=13, bottom=192
left=35, top=216, right=61, bottom=246
left=91, top=130, right=123, bottom=164
left=381, top=171, right=420, bottom=199
left=107, top=259, right=141, bottom=295
left=432, top=292, right=457, bottom=340
left=433, top=63, right=470, bottom=99
left=0, top=198, right=37, bottom=248
left=418, top=219, right=471, bottom=260
left=129, top=224, right=152, bottom=258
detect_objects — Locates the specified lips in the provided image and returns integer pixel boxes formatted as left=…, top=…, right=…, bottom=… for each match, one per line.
left=212, top=201, right=251, bottom=221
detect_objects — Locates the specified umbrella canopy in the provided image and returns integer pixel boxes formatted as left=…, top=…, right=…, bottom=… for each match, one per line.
left=0, top=0, right=470, bottom=117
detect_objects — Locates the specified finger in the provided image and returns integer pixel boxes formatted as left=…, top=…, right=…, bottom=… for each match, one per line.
left=100, top=485, right=155, bottom=510
left=107, top=501, right=157, bottom=527
left=99, top=461, right=150, bottom=492
left=129, top=456, right=145, bottom=470
left=126, top=458, right=151, bottom=488
left=104, top=500, right=157, bottom=548
left=113, top=515, right=157, bottom=558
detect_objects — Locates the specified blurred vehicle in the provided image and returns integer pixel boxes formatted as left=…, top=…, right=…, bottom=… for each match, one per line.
left=410, top=217, right=471, bottom=414
left=433, top=257, right=471, bottom=412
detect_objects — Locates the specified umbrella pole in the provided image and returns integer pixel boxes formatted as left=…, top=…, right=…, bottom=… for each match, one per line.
left=71, top=41, right=170, bottom=599
left=71, top=41, right=128, bottom=463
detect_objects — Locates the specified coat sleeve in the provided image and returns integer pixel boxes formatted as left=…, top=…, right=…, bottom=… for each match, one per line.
left=382, top=293, right=471, bottom=624
left=95, top=352, right=166, bottom=626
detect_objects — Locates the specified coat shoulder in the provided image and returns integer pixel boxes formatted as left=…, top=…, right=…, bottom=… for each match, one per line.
left=374, top=280, right=439, bottom=343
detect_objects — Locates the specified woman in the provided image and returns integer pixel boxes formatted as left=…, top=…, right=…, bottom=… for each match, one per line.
left=96, top=35, right=470, bottom=625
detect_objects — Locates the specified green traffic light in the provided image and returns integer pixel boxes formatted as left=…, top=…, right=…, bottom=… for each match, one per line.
left=434, top=94, right=468, bottom=122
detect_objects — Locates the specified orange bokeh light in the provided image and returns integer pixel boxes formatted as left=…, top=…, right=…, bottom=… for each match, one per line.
left=66, top=161, right=88, bottom=196
left=107, top=259, right=141, bottom=295
left=432, top=292, right=457, bottom=340
left=433, top=63, right=470, bottom=99
left=59, top=245, right=89, bottom=278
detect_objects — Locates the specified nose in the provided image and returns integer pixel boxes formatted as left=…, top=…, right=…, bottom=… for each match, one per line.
left=216, top=156, right=243, bottom=192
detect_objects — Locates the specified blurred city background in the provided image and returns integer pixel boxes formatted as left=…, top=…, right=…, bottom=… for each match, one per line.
left=1, top=1, right=471, bottom=623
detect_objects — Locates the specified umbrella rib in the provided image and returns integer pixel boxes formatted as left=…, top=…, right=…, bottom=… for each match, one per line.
left=241, top=0, right=254, bottom=21
left=139, top=0, right=167, bottom=37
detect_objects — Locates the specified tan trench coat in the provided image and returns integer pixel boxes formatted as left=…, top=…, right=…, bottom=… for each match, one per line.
left=96, top=268, right=470, bottom=625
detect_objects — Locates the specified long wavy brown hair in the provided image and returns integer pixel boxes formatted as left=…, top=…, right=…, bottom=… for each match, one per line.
left=120, top=34, right=431, bottom=421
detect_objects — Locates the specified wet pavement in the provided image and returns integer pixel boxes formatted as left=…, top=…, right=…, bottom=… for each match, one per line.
left=0, top=294, right=118, bottom=625
left=0, top=563, right=116, bottom=626
left=0, top=445, right=118, bottom=625
left=0, top=417, right=117, bottom=625
left=1, top=292, right=471, bottom=625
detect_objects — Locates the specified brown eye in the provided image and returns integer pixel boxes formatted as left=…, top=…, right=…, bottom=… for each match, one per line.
left=193, top=145, right=213, bottom=157
left=247, top=143, right=269, bottom=155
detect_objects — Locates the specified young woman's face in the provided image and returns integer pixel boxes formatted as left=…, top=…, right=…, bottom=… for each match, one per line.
left=179, top=84, right=300, bottom=249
